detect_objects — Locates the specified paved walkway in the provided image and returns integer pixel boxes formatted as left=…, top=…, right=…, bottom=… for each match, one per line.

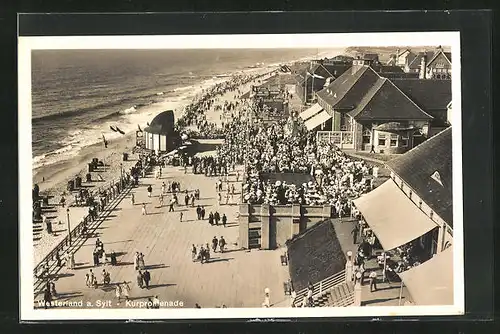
left=36, top=164, right=289, bottom=309
left=33, top=160, right=139, bottom=265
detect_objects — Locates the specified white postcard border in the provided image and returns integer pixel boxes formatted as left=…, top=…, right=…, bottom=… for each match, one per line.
left=19, top=31, right=464, bottom=320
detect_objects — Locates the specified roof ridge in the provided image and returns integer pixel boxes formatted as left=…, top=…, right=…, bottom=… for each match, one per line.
left=349, top=77, right=387, bottom=118
left=322, top=65, right=369, bottom=107
left=386, top=78, right=435, bottom=119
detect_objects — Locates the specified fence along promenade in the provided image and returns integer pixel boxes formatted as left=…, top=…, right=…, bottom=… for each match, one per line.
left=32, top=170, right=145, bottom=296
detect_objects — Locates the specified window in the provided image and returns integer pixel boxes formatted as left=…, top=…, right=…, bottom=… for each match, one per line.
left=419, top=200, right=423, bottom=209
left=390, top=134, right=398, bottom=147
left=362, top=129, right=371, bottom=144
left=430, top=211, right=434, bottom=220
left=378, top=133, right=386, bottom=146
left=401, top=133, right=409, bottom=147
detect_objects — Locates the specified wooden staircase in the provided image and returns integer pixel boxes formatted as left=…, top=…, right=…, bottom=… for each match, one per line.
left=312, top=281, right=355, bottom=307
left=293, top=269, right=355, bottom=307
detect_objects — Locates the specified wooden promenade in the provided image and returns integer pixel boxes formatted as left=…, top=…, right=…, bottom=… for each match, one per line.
left=35, top=164, right=289, bottom=309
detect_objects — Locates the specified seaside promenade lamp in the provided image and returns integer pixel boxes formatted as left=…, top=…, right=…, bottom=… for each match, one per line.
left=66, top=208, right=71, bottom=246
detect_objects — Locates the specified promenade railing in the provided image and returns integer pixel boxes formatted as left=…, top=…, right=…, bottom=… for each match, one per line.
left=33, top=174, right=135, bottom=291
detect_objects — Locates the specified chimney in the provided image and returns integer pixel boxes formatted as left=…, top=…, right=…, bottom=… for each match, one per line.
left=419, top=54, right=427, bottom=79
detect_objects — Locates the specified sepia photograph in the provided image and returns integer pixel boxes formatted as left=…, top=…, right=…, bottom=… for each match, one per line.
left=18, top=32, right=463, bottom=320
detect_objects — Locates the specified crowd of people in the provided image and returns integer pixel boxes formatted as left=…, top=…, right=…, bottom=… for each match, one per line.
left=213, top=112, right=375, bottom=215
left=175, top=71, right=271, bottom=137
left=191, top=235, right=227, bottom=264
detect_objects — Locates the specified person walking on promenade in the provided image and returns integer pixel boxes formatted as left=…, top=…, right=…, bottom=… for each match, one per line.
left=85, top=273, right=91, bottom=288
left=217, top=193, right=221, bottom=206
left=196, top=206, right=202, bottom=220
left=214, top=211, right=220, bottom=225
left=222, top=214, right=227, bottom=228
left=138, top=253, right=145, bottom=270
left=169, top=198, right=175, bottom=212
left=225, top=192, right=230, bottom=205
left=158, top=193, right=164, bottom=208
left=184, top=193, right=189, bottom=206
left=219, top=236, right=226, bottom=253
left=137, top=270, right=144, bottom=289
left=115, top=284, right=123, bottom=304
left=142, top=203, right=147, bottom=215
left=369, top=270, right=378, bottom=292
left=66, top=251, right=75, bottom=270
left=43, top=288, right=52, bottom=309
left=212, top=236, right=218, bottom=253
left=236, top=171, right=240, bottom=182
left=201, top=206, right=206, bottom=220
left=180, top=211, right=183, bottom=222
left=191, top=194, right=195, bottom=207
left=147, top=185, right=153, bottom=198
left=122, top=281, right=130, bottom=300
left=191, top=244, right=197, bottom=262
left=134, top=252, right=140, bottom=270
left=195, top=189, right=200, bottom=200
left=143, top=270, right=151, bottom=289
left=161, top=182, right=166, bottom=194
left=231, top=184, right=235, bottom=195
left=351, top=224, right=359, bottom=244
left=208, top=212, right=214, bottom=225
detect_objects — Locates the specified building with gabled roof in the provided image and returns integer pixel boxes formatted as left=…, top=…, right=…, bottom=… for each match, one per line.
left=391, top=78, right=452, bottom=131
left=312, top=64, right=434, bottom=154
left=403, top=46, right=452, bottom=79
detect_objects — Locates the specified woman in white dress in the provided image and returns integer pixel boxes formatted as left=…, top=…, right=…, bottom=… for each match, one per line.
left=115, top=284, right=122, bottom=304
left=133, top=252, right=139, bottom=270
left=138, top=253, right=145, bottom=270
left=122, top=282, right=130, bottom=300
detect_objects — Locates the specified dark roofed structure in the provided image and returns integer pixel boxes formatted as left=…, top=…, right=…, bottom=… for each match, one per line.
left=144, top=110, right=175, bottom=135
left=316, top=65, right=380, bottom=110
left=385, top=127, right=453, bottom=226
left=407, top=51, right=436, bottom=70
left=286, top=219, right=346, bottom=291
left=391, top=78, right=452, bottom=111
left=348, top=78, right=433, bottom=121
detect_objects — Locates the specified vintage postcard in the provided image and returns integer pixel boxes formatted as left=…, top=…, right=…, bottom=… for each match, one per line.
left=19, top=32, right=464, bottom=320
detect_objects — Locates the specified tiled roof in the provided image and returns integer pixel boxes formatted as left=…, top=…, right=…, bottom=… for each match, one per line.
left=377, top=65, right=404, bottom=73
left=391, top=78, right=452, bottom=110
left=348, top=79, right=433, bottom=121
left=316, top=65, right=380, bottom=110
left=286, top=219, right=346, bottom=291
left=385, top=127, right=453, bottom=226
left=407, top=51, right=436, bottom=70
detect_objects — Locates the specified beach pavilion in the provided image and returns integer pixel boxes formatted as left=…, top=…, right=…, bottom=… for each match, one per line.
left=143, top=110, right=177, bottom=153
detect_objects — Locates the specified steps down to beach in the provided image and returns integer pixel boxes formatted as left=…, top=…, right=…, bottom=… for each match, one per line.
left=312, top=281, right=355, bottom=307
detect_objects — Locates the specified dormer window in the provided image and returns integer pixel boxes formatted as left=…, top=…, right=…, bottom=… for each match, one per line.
left=430, top=211, right=434, bottom=220
left=409, top=190, right=412, bottom=200
left=419, top=200, right=423, bottom=209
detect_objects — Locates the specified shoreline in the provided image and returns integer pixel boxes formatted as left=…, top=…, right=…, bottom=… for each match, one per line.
left=32, top=67, right=275, bottom=198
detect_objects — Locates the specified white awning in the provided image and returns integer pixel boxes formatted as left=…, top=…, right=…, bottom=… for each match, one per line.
left=399, top=247, right=453, bottom=305
left=304, top=110, right=331, bottom=131
left=353, top=180, right=438, bottom=251
left=299, top=103, right=323, bottom=121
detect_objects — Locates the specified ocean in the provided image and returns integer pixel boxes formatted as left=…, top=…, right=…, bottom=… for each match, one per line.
left=31, top=48, right=342, bottom=169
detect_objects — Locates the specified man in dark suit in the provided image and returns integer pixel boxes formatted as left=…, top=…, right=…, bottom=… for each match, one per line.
left=143, top=270, right=151, bottom=289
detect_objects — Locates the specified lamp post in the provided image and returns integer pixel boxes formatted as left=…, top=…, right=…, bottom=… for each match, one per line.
left=120, top=163, right=123, bottom=188
left=66, top=208, right=71, bottom=246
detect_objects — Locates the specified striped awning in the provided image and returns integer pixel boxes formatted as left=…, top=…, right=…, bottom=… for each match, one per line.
left=299, top=103, right=323, bottom=122
left=304, top=110, right=332, bottom=131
